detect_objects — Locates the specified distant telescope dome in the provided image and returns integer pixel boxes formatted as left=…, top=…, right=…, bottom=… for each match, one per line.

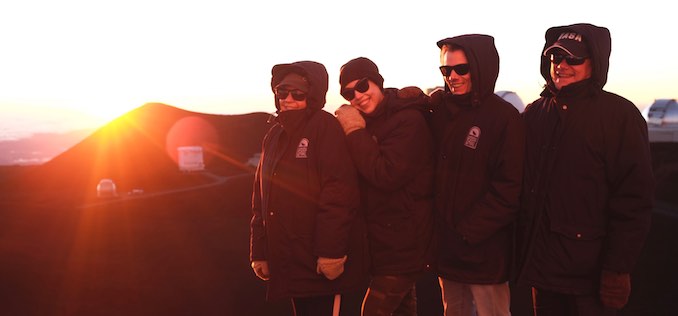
left=495, top=91, right=525, bottom=113
left=647, top=99, right=678, bottom=142
left=97, top=178, right=118, bottom=198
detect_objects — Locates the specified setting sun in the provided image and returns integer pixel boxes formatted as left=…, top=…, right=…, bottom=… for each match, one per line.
left=68, top=98, right=144, bottom=125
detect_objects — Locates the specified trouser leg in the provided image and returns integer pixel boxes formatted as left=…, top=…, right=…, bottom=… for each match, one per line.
left=468, top=282, right=510, bottom=316
left=362, top=274, right=419, bottom=316
left=532, top=287, right=615, bottom=316
left=438, top=277, right=475, bottom=316
left=292, top=294, right=338, bottom=316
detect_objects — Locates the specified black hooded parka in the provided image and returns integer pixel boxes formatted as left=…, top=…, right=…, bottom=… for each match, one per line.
left=427, top=34, right=526, bottom=284
left=250, top=61, right=368, bottom=300
left=515, top=24, right=655, bottom=295
left=344, top=88, right=435, bottom=276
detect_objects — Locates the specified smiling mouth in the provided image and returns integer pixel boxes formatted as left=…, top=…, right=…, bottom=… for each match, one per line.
left=447, top=79, right=463, bottom=87
left=355, top=96, right=369, bottom=107
left=449, top=83, right=465, bottom=91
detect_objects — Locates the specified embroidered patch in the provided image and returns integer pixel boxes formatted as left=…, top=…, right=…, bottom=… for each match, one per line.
left=296, top=138, right=309, bottom=158
left=464, top=126, right=481, bottom=149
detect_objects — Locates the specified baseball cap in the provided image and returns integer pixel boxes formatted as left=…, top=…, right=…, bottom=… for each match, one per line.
left=543, top=32, right=589, bottom=58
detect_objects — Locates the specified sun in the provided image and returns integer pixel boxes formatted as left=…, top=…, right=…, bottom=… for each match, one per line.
left=68, top=97, right=147, bottom=128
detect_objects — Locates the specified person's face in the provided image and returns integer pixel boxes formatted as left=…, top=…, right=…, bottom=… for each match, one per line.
left=440, top=49, right=472, bottom=95
left=549, top=54, right=592, bottom=90
left=275, top=86, right=308, bottom=112
left=343, top=78, right=384, bottom=114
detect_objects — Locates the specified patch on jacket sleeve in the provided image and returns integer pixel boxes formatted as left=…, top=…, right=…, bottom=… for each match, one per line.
left=296, top=138, right=309, bottom=158
left=464, top=126, right=480, bottom=149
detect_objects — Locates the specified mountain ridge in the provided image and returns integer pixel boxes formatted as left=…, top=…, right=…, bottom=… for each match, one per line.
left=0, top=103, right=272, bottom=206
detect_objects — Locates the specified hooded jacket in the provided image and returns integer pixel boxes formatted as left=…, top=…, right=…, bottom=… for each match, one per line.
left=344, top=88, right=435, bottom=276
left=250, top=61, right=368, bottom=300
left=516, top=24, right=655, bottom=294
left=427, top=34, right=525, bottom=284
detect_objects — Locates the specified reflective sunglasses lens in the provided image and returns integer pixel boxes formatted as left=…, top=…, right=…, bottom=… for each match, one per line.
left=276, top=89, right=289, bottom=100
left=455, top=64, right=470, bottom=75
left=290, top=91, right=306, bottom=101
left=341, top=89, right=355, bottom=101
left=550, top=54, right=564, bottom=64
left=439, top=66, right=452, bottom=77
left=566, top=56, right=586, bottom=65
left=355, top=78, right=370, bottom=93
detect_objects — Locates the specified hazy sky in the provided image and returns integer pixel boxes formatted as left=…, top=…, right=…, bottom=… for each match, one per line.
left=1, top=0, right=675, bottom=140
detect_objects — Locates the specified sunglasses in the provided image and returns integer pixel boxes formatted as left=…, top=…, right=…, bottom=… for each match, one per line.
left=439, top=64, right=470, bottom=77
left=276, top=88, right=307, bottom=101
left=341, top=78, right=370, bottom=101
left=549, top=54, right=587, bottom=66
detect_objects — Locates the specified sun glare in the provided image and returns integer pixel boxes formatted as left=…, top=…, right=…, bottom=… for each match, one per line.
left=66, top=97, right=147, bottom=128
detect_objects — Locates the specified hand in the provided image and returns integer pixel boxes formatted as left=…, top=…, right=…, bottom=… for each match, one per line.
left=316, top=256, right=347, bottom=280
left=251, top=260, right=270, bottom=281
left=397, top=86, right=424, bottom=99
left=334, top=105, right=366, bottom=135
left=599, top=270, right=631, bottom=309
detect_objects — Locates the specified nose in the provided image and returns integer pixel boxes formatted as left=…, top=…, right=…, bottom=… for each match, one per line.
left=555, top=59, right=570, bottom=68
left=445, top=72, right=459, bottom=83
left=446, top=70, right=461, bottom=79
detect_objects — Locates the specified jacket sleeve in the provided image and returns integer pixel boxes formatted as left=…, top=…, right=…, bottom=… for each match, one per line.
left=313, top=116, right=361, bottom=258
left=602, top=103, right=654, bottom=273
left=249, top=142, right=267, bottom=262
left=345, top=110, right=432, bottom=191
left=457, top=109, right=525, bottom=244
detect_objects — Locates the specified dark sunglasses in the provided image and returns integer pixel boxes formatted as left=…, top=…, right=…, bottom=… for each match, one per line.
left=341, top=78, right=370, bottom=101
left=549, top=54, right=587, bottom=66
left=276, top=88, right=307, bottom=101
left=439, top=64, right=470, bottom=77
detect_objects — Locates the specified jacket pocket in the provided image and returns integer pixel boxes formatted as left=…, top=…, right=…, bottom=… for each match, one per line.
left=439, top=227, right=487, bottom=266
left=549, top=225, right=605, bottom=277
left=370, top=213, right=416, bottom=253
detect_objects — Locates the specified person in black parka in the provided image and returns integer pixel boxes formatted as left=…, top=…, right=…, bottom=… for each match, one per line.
left=515, top=23, right=655, bottom=315
left=334, top=57, right=435, bottom=316
left=250, top=60, right=369, bottom=316
left=427, top=34, right=525, bottom=316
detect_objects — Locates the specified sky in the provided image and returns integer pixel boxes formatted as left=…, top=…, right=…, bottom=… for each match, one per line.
left=1, top=0, right=676, bottom=140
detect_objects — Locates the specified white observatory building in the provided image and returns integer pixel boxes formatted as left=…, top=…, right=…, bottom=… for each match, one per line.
left=177, top=146, right=205, bottom=172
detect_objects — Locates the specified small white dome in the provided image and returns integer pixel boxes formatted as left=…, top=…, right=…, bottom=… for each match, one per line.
left=495, top=91, right=525, bottom=113
left=647, top=99, right=678, bottom=142
left=97, top=178, right=118, bottom=198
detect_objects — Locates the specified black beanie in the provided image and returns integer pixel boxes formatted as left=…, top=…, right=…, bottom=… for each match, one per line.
left=339, top=57, right=384, bottom=90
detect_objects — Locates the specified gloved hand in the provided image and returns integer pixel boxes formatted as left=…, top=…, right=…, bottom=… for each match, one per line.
left=316, top=255, right=347, bottom=280
left=397, top=86, right=424, bottom=99
left=251, top=260, right=270, bottom=281
left=334, top=105, right=365, bottom=135
left=599, top=270, right=631, bottom=309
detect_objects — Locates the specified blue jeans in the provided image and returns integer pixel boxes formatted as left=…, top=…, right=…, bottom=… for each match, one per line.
left=438, top=278, right=510, bottom=316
